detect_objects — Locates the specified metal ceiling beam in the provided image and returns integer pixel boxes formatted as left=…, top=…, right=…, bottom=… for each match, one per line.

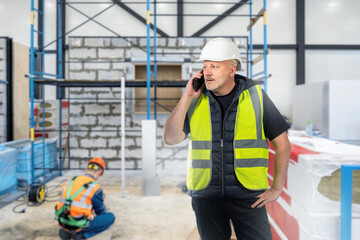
left=177, top=0, right=183, bottom=36
left=296, top=0, right=305, bottom=85
left=112, top=0, right=169, bottom=37
left=191, top=0, right=248, bottom=37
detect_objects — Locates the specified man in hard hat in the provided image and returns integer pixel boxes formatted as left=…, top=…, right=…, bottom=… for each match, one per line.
left=163, top=38, right=291, bottom=240
left=55, top=157, right=115, bottom=240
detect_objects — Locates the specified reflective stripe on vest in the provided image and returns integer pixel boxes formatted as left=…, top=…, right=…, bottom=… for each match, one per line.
left=234, top=85, right=269, bottom=190
left=187, top=85, right=269, bottom=191
left=186, top=94, right=212, bottom=191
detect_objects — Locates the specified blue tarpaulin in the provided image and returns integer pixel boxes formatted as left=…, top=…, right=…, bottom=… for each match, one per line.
left=0, top=146, right=17, bottom=196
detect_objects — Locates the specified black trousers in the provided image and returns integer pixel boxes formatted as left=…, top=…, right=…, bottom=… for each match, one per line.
left=192, top=197, right=272, bottom=240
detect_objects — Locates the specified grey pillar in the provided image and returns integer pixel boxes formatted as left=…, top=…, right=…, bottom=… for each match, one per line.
left=141, top=120, right=160, bottom=196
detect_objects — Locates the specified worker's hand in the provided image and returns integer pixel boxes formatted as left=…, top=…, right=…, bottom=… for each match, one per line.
left=185, top=71, right=204, bottom=99
left=251, top=187, right=282, bottom=208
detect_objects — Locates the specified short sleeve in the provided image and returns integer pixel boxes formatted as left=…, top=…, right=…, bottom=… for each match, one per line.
left=262, top=90, right=290, bottom=141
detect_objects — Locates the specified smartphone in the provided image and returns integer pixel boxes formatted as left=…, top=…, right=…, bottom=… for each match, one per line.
left=192, top=71, right=204, bottom=92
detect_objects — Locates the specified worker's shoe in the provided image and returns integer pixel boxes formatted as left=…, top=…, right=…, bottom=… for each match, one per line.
left=59, top=228, right=86, bottom=240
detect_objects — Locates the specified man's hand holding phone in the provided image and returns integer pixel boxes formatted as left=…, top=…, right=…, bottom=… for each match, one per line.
left=185, top=70, right=204, bottom=100
left=193, top=70, right=205, bottom=92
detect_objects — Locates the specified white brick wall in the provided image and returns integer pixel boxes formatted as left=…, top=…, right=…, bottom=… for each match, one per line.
left=111, top=38, right=131, bottom=47
left=98, top=48, right=124, bottom=59
left=83, top=104, right=110, bottom=115
left=69, top=131, right=88, bottom=138
left=70, top=71, right=96, bottom=80
left=111, top=104, right=123, bottom=114
left=84, top=62, right=110, bottom=70
left=97, top=91, right=121, bottom=99
left=108, top=160, right=137, bottom=169
left=98, top=70, right=123, bottom=80
left=69, top=104, right=83, bottom=115
left=70, top=48, right=97, bottom=59
left=89, top=131, right=117, bottom=138
left=70, top=160, right=80, bottom=169
left=156, top=148, right=173, bottom=158
left=81, top=138, right=107, bottom=148
left=69, top=63, right=83, bottom=71
left=71, top=149, right=90, bottom=158
left=125, top=148, right=141, bottom=159
left=108, top=138, right=122, bottom=148
left=69, top=38, right=83, bottom=48
left=181, top=38, right=205, bottom=47
left=68, top=138, right=79, bottom=148
left=127, top=48, right=147, bottom=58
left=84, top=38, right=106, bottom=47
left=174, top=149, right=188, bottom=159
left=70, top=116, right=97, bottom=125
left=90, top=149, right=118, bottom=158
left=168, top=38, right=177, bottom=47
left=98, top=116, right=120, bottom=127
left=157, top=38, right=167, bottom=47
left=139, top=38, right=154, bottom=47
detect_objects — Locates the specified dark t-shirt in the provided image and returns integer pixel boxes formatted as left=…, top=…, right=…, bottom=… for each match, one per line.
left=183, top=81, right=289, bottom=141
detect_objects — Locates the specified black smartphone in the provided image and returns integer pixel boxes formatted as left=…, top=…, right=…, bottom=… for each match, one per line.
left=192, top=71, right=204, bottom=92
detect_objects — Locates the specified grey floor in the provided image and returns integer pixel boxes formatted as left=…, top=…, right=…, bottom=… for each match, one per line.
left=0, top=170, right=196, bottom=240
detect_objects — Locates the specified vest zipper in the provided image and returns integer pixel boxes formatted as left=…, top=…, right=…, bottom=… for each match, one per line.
left=221, top=138, right=224, bottom=197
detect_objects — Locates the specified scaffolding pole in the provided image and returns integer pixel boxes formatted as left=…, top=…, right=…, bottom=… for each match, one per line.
left=121, top=77, right=126, bottom=198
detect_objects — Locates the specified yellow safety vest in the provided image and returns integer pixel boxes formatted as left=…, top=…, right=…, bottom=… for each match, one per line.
left=187, top=85, right=269, bottom=191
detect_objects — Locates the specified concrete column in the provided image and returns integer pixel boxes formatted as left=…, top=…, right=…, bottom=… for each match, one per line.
left=141, top=120, right=160, bottom=196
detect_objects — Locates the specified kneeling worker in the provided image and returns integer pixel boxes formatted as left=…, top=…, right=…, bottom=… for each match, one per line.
left=55, top=157, right=115, bottom=239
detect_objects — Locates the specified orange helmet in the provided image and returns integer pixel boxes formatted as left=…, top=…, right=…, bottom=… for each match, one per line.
left=88, top=157, right=105, bottom=175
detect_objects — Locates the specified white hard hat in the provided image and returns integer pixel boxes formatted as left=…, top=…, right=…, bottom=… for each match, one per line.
left=199, top=38, right=242, bottom=71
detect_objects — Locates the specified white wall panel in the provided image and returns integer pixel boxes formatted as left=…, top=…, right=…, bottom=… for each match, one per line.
left=306, top=50, right=360, bottom=83
left=306, top=0, right=360, bottom=44
left=184, top=0, right=295, bottom=44
left=265, top=50, right=296, bottom=117
left=0, top=0, right=30, bottom=46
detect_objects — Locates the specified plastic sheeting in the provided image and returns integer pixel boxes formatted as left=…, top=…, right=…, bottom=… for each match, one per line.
left=268, top=131, right=360, bottom=240
left=8, top=138, right=58, bottom=186
left=0, top=146, right=17, bottom=196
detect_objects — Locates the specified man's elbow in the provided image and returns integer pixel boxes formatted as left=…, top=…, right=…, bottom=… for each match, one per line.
left=163, top=132, right=184, bottom=145
left=163, top=134, right=177, bottom=145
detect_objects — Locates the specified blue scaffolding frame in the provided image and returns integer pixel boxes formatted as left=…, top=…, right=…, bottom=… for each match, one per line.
left=248, top=0, right=269, bottom=92
left=29, top=0, right=63, bottom=184
left=341, top=165, right=360, bottom=240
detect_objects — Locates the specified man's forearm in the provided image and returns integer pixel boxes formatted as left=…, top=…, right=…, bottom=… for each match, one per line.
left=163, top=70, right=204, bottom=145
left=163, top=94, right=193, bottom=145
left=271, top=132, right=291, bottom=191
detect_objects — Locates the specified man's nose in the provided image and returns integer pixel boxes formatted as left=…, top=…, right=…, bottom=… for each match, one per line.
left=203, top=68, right=212, bottom=76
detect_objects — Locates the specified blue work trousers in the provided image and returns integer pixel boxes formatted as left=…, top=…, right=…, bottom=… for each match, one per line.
left=82, top=212, right=115, bottom=239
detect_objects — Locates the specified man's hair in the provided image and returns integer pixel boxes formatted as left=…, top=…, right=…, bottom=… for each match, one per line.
left=233, top=60, right=239, bottom=69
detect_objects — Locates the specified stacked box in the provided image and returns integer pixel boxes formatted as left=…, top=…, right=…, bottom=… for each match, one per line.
left=0, top=146, right=17, bottom=196
left=34, top=100, right=69, bottom=148
left=6, top=138, right=58, bottom=186
left=267, top=133, right=360, bottom=240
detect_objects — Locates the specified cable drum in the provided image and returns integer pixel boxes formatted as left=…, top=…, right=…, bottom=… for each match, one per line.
left=28, top=183, right=46, bottom=204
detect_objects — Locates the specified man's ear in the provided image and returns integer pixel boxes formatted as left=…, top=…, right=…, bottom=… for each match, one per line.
left=230, top=65, right=236, bottom=78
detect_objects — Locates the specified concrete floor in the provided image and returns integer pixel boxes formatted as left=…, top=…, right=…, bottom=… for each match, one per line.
left=0, top=170, right=196, bottom=240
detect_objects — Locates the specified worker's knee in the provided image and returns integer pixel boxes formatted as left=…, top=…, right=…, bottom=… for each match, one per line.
left=107, top=212, right=115, bottom=225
